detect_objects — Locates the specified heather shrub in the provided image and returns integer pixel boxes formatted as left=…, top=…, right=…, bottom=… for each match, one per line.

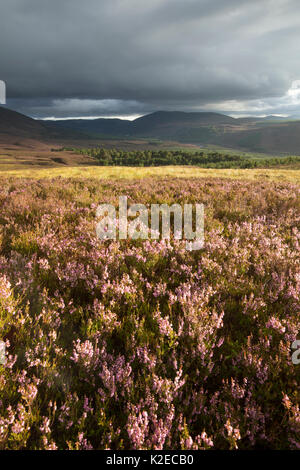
left=0, top=176, right=299, bottom=450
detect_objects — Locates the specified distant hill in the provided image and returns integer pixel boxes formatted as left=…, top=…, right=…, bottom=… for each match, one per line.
left=48, top=111, right=236, bottom=139
left=47, top=110, right=300, bottom=153
left=219, top=121, right=300, bottom=154
left=0, top=106, right=48, bottom=138
left=1, top=106, right=300, bottom=154
left=131, top=111, right=235, bottom=138
left=132, top=110, right=235, bottom=127
left=0, top=106, right=90, bottom=145
left=44, top=117, right=132, bottom=137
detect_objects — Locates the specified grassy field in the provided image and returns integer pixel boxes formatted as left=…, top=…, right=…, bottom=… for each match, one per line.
left=1, top=164, right=300, bottom=183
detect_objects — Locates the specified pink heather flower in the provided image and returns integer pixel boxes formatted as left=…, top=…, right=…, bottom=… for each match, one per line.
left=153, top=310, right=174, bottom=337
left=225, top=419, right=233, bottom=437
left=40, top=417, right=51, bottom=434
left=0, top=275, right=12, bottom=299
left=185, top=436, right=193, bottom=449
left=83, top=397, right=94, bottom=414
left=0, top=275, right=14, bottom=313
left=77, top=432, right=93, bottom=450
left=127, top=410, right=149, bottom=449
left=266, top=317, right=286, bottom=334
left=200, top=432, right=214, bottom=447
left=38, top=258, right=50, bottom=270
left=18, top=383, right=38, bottom=404
left=71, top=339, right=97, bottom=368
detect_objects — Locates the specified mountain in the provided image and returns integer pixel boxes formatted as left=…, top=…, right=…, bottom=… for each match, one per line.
left=131, top=111, right=235, bottom=138
left=2, top=106, right=300, bottom=155
left=40, top=110, right=300, bottom=153
left=262, top=115, right=290, bottom=121
left=219, top=120, right=300, bottom=154
left=0, top=106, right=97, bottom=168
left=47, top=111, right=235, bottom=140
left=0, top=106, right=90, bottom=144
left=132, top=110, right=235, bottom=127
left=44, top=117, right=132, bottom=137
left=237, top=116, right=283, bottom=124
left=0, top=106, right=48, bottom=138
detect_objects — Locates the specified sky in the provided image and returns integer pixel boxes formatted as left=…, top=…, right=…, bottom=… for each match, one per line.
left=1, top=0, right=300, bottom=119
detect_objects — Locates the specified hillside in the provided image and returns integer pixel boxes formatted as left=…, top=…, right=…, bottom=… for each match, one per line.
left=0, top=106, right=88, bottom=144
left=47, top=110, right=300, bottom=154
left=0, top=106, right=96, bottom=168
left=47, top=111, right=236, bottom=139
left=1, top=106, right=300, bottom=155
left=218, top=121, right=300, bottom=154
left=0, top=106, right=48, bottom=138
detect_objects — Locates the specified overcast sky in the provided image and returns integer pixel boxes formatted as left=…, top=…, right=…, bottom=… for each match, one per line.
left=1, top=0, right=300, bottom=119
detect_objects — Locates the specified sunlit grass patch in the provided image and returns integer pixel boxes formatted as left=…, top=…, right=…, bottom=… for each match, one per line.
left=1, top=165, right=300, bottom=183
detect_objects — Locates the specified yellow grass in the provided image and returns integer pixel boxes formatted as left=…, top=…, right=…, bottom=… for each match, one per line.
left=1, top=165, right=300, bottom=183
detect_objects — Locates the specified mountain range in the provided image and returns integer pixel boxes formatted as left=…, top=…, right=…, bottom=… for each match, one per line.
left=1, top=106, right=300, bottom=155
left=43, top=111, right=300, bottom=154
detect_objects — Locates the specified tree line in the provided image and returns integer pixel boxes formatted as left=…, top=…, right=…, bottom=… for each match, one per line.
left=56, top=147, right=300, bottom=168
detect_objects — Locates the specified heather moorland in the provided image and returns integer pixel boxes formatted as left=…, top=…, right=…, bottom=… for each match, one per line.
left=0, top=176, right=299, bottom=450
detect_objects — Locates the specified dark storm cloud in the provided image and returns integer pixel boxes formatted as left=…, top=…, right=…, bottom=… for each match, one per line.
left=1, top=0, right=300, bottom=117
